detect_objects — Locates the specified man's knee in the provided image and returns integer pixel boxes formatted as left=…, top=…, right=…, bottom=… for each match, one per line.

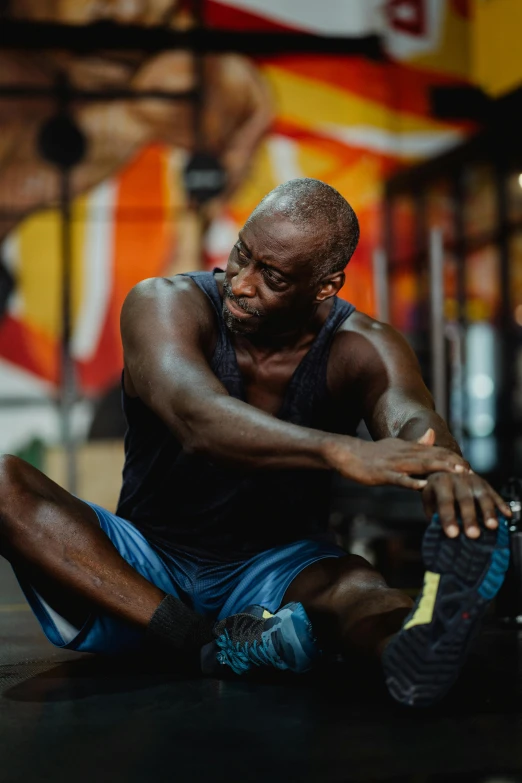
left=0, top=454, right=44, bottom=545
left=0, top=453, right=31, bottom=499
left=315, top=556, right=389, bottom=608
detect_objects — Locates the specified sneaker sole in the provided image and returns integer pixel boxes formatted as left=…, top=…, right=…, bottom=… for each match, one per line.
left=383, top=514, right=510, bottom=707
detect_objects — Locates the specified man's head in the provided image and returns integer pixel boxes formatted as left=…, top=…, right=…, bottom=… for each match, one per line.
left=223, top=178, right=359, bottom=336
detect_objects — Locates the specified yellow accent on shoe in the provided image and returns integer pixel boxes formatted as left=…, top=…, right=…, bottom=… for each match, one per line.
left=403, top=571, right=441, bottom=630
left=262, top=610, right=274, bottom=619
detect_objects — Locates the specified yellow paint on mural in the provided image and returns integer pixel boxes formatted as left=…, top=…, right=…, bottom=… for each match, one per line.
left=331, top=156, right=384, bottom=211
left=17, top=197, right=87, bottom=338
left=408, top=2, right=471, bottom=79
left=230, top=142, right=278, bottom=222
left=262, top=65, right=456, bottom=136
left=472, top=0, right=522, bottom=96
left=296, top=142, right=345, bottom=186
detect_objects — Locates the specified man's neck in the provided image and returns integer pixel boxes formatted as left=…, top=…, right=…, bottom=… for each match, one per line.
left=231, top=299, right=333, bottom=355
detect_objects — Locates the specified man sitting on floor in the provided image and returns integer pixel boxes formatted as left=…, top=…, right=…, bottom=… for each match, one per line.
left=0, top=178, right=511, bottom=707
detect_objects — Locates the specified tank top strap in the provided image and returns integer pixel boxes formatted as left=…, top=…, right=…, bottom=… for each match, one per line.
left=180, top=270, right=245, bottom=399
left=279, top=296, right=356, bottom=426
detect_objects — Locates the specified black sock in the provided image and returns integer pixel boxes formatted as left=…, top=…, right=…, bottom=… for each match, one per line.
left=146, top=594, right=214, bottom=653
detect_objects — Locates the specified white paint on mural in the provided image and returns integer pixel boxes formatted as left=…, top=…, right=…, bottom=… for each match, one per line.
left=0, top=358, right=53, bottom=399
left=2, top=233, right=23, bottom=318
left=215, top=0, right=446, bottom=60
left=266, top=135, right=303, bottom=183
left=205, top=215, right=239, bottom=268
left=214, top=0, right=384, bottom=36
left=0, top=359, right=93, bottom=453
left=71, top=180, right=117, bottom=361
left=318, top=123, right=463, bottom=158
left=385, top=0, right=445, bottom=61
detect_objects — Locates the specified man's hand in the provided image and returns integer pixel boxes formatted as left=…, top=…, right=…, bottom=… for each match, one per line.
left=325, top=428, right=469, bottom=490
left=422, top=471, right=512, bottom=538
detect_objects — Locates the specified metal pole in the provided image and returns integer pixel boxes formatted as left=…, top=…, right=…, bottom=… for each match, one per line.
left=59, top=168, right=77, bottom=494
left=372, top=246, right=389, bottom=323
left=429, top=227, right=447, bottom=422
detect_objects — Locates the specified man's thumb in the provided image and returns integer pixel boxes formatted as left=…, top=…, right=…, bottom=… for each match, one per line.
left=417, top=427, right=435, bottom=445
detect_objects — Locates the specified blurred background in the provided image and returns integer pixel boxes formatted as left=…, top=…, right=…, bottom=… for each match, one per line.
left=0, top=0, right=520, bottom=579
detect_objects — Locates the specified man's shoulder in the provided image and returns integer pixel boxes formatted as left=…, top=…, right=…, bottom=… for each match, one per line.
left=128, top=273, right=213, bottom=310
left=123, top=274, right=219, bottom=338
left=130, top=273, right=199, bottom=297
left=329, top=310, right=409, bottom=387
left=333, top=310, right=394, bottom=352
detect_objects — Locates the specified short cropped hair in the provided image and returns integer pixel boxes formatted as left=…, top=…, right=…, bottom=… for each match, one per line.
left=247, top=178, right=360, bottom=280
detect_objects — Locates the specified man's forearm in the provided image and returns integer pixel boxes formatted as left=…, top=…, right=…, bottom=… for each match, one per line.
left=178, top=393, right=346, bottom=471
left=397, top=411, right=462, bottom=456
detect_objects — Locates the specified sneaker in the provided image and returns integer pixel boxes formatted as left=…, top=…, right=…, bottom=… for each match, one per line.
left=200, top=602, right=320, bottom=676
left=382, top=513, right=510, bottom=708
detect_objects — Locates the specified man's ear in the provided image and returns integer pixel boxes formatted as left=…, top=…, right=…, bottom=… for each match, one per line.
left=316, top=271, right=345, bottom=302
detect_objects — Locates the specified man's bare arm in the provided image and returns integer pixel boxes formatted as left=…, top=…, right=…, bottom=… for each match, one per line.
left=121, top=278, right=466, bottom=488
left=346, top=313, right=511, bottom=533
left=357, top=319, right=461, bottom=453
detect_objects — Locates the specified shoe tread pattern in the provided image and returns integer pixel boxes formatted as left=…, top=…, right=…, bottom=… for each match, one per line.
left=384, top=515, right=510, bottom=707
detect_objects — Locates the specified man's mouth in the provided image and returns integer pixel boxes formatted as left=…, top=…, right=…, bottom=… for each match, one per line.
left=225, top=297, right=255, bottom=319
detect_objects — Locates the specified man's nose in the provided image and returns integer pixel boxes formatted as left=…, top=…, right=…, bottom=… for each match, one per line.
left=231, top=267, right=256, bottom=298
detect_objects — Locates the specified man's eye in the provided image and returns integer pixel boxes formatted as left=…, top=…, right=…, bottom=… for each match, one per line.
left=235, top=243, right=248, bottom=261
left=262, top=268, right=284, bottom=285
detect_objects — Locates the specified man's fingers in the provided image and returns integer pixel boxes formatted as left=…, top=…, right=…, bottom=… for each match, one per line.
left=430, top=475, right=460, bottom=536
left=490, top=488, right=512, bottom=518
left=476, top=492, right=499, bottom=531
left=388, top=472, right=428, bottom=490
left=417, top=458, right=465, bottom=476
left=421, top=483, right=437, bottom=519
left=413, top=446, right=467, bottom=473
left=454, top=482, right=480, bottom=538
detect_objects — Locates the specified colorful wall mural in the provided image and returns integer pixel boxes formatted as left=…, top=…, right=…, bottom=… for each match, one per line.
left=0, top=0, right=474, bottom=447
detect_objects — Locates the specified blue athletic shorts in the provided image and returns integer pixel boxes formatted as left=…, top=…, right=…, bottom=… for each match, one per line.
left=14, top=501, right=347, bottom=655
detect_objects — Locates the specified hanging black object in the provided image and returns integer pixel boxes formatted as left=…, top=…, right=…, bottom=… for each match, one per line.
left=37, top=112, right=87, bottom=170
left=183, top=152, right=226, bottom=204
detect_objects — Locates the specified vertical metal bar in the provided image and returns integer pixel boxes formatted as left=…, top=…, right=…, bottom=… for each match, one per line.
left=495, top=153, right=514, bottom=476
left=59, top=168, right=77, bottom=494
left=449, top=169, right=466, bottom=449
left=429, top=227, right=447, bottom=421
left=192, top=0, right=205, bottom=150
left=372, top=247, right=389, bottom=323
left=191, top=0, right=205, bottom=269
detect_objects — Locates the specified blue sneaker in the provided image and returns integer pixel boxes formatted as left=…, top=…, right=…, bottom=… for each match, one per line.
left=200, top=602, right=320, bottom=676
left=383, top=513, right=510, bottom=707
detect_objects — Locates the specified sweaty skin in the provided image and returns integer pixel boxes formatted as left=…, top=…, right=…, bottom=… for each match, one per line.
left=0, top=192, right=511, bottom=673
left=121, top=210, right=510, bottom=535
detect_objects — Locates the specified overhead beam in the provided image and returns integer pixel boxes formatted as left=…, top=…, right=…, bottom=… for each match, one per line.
left=0, top=19, right=384, bottom=58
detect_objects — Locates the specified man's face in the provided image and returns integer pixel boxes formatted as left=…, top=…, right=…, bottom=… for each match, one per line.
left=223, top=212, right=326, bottom=337
left=13, top=0, right=176, bottom=24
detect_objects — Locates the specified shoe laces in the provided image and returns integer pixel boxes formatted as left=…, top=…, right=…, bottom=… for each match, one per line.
left=215, top=629, right=284, bottom=675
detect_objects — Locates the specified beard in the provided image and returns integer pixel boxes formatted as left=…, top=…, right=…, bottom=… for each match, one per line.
left=222, top=281, right=263, bottom=334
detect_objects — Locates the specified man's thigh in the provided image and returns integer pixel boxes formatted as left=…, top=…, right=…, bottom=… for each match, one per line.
left=282, top=554, right=387, bottom=608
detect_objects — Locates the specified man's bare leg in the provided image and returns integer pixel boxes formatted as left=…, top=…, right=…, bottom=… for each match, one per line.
left=0, top=455, right=167, bottom=628
left=0, top=455, right=319, bottom=672
left=282, top=555, right=413, bottom=661
left=283, top=517, right=510, bottom=707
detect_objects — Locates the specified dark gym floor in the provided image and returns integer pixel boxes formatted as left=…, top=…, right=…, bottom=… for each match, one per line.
left=0, top=559, right=522, bottom=783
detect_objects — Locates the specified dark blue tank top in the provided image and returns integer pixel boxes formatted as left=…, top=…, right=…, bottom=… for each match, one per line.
left=116, top=271, right=356, bottom=559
